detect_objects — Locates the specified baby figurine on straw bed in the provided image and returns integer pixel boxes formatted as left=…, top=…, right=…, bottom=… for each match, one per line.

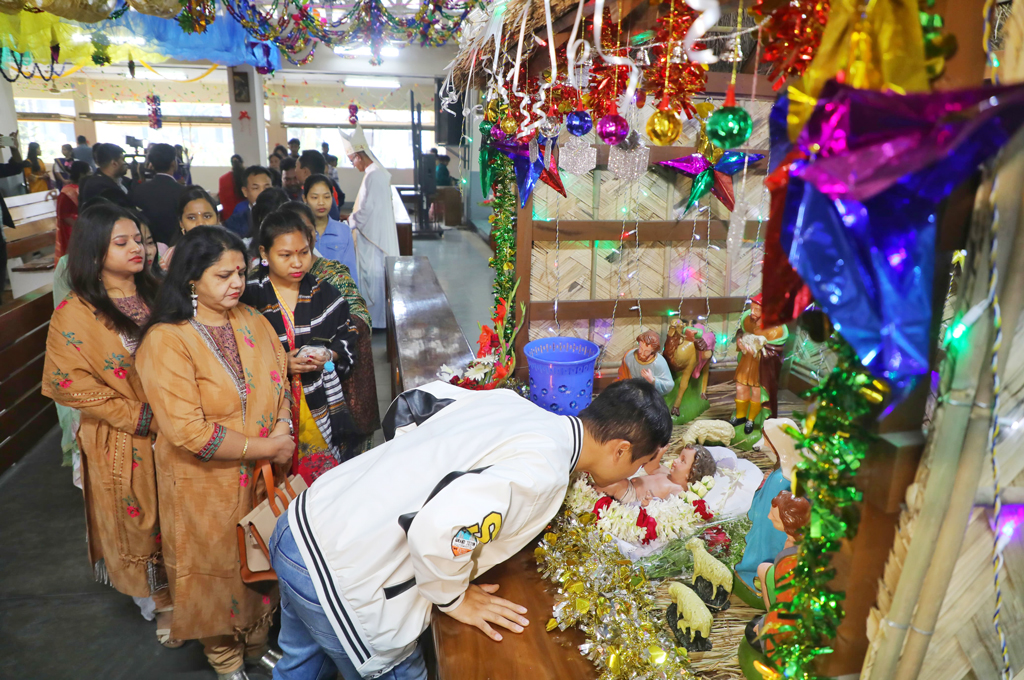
left=586, top=440, right=763, bottom=560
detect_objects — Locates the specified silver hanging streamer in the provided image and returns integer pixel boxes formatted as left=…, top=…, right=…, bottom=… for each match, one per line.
left=727, top=201, right=749, bottom=271
left=529, top=136, right=539, bottom=164
left=560, top=136, right=597, bottom=175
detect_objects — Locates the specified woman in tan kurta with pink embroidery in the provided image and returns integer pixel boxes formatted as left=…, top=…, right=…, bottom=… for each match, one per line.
left=41, top=203, right=174, bottom=644
left=137, top=226, right=294, bottom=680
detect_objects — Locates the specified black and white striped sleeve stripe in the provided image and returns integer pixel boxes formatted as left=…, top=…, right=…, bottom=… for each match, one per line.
left=568, top=416, right=583, bottom=471
left=293, top=492, right=372, bottom=664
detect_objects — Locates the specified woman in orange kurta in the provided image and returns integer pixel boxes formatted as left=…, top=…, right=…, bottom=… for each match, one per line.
left=41, top=203, right=174, bottom=643
left=136, top=226, right=294, bottom=679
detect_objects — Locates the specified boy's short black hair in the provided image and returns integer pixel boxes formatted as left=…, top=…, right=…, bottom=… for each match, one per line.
left=148, top=143, right=175, bottom=173
left=579, top=379, right=673, bottom=461
left=280, top=157, right=296, bottom=171
left=244, top=165, right=272, bottom=183
left=298, top=149, right=327, bottom=175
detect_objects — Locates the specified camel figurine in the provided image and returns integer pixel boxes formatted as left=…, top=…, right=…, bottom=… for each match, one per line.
left=662, top=319, right=715, bottom=417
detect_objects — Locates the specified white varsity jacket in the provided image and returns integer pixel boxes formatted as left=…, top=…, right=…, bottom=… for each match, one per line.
left=287, top=381, right=583, bottom=677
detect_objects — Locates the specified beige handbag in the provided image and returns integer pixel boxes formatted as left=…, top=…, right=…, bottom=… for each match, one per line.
left=237, top=460, right=307, bottom=583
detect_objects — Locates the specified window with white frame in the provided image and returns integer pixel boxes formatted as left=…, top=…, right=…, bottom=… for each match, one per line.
left=14, top=98, right=77, bottom=165
left=93, top=121, right=235, bottom=167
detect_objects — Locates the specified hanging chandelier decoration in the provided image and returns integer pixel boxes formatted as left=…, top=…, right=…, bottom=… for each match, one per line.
left=222, top=0, right=485, bottom=66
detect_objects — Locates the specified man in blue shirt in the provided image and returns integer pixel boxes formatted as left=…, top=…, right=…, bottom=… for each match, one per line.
left=224, top=165, right=273, bottom=239
left=72, top=135, right=95, bottom=170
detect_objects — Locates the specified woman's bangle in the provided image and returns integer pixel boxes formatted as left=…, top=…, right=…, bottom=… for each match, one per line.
left=241, top=436, right=250, bottom=461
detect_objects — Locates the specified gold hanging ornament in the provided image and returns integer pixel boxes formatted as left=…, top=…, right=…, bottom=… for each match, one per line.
left=500, top=114, right=519, bottom=135
left=646, top=100, right=682, bottom=146
left=484, top=99, right=501, bottom=122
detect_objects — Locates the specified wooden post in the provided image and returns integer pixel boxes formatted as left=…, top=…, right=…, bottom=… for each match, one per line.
left=514, top=193, right=534, bottom=380
left=930, top=0, right=989, bottom=90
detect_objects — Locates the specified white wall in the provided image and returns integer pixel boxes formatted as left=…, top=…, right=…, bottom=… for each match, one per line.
left=191, top=166, right=227, bottom=198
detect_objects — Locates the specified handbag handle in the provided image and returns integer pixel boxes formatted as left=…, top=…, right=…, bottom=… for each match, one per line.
left=255, top=460, right=291, bottom=517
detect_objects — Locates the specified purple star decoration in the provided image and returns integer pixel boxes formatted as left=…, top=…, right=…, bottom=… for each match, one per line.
left=659, top=150, right=765, bottom=213
left=782, top=80, right=1024, bottom=389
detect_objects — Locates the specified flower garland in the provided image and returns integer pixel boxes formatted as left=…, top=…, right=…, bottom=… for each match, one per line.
left=439, top=279, right=525, bottom=390
left=536, top=512, right=692, bottom=680
left=147, top=94, right=162, bottom=129
left=564, top=474, right=719, bottom=546
left=761, top=338, right=890, bottom=678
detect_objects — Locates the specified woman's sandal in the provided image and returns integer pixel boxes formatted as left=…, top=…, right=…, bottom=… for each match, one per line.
left=155, top=606, right=186, bottom=649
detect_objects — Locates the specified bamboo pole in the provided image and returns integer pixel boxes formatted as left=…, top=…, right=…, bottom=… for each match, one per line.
left=894, top=141, right=1024, bottom=680
left=863, top=176, right=997, bottom=680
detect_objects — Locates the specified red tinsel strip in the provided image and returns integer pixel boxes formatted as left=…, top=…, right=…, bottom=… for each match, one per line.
left=642, top=3, right=708, bottom=118
left=749, top=0, right=830, bottom=90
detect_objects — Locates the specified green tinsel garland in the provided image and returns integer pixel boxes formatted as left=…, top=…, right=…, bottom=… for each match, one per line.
left=762, top=337, right=890, bottom=678
left=486, top=152, right=518, bottom=343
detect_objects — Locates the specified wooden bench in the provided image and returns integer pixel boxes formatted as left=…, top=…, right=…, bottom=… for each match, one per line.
left=392, top=185, right=413, bottom=256
left=0, top=284, right=56, bottom=475
left=432, top=544, right=598, bottom=680
left=384, top=255, right=474, bottom=399
left=4, top=190, right=58, bottom=298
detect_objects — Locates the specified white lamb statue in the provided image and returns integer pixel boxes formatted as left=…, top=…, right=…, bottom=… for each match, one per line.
left=682, top=419, right=735, bottom=446
left=738, top=332, right=767, bottom=357
left=667, top=582, right=714, bottom=652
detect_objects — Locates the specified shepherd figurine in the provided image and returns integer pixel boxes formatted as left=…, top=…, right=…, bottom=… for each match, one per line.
left=732, top=294, right=789, bottom=434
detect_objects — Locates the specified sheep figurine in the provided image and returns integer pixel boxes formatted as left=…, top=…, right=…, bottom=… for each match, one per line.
left=666, top=582, right=714, bottom=652
left=686, top=537, right=733, bottom=611
left=682, top=419, right=735, bottom=446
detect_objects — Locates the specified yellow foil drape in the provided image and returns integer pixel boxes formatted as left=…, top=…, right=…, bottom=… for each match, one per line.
left=0, top=11, right=167, bottom=68
left=787, top=0, right=931, bottom=141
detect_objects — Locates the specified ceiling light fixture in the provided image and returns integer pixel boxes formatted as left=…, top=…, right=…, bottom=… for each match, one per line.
left=344, top=77, right=401, bottom=89
left=333, top=45, right=400, bottom=58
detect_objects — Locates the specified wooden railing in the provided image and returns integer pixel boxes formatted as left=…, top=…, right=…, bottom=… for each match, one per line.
left=4, top=190, right=58, bottom=298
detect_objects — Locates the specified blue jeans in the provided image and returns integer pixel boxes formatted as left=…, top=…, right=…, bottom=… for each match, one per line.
left=269, top=512, right=428, bottom=680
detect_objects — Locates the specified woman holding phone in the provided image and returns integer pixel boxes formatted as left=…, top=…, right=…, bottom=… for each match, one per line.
left=242, top=209, right=360, bottom=484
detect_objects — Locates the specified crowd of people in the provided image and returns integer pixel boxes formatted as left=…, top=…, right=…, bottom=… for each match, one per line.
left=33, top=127, right=402, bottom=680
left=7, top=123, right=681, bottom=680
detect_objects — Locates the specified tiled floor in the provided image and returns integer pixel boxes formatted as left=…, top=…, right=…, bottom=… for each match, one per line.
left=0, top=227, right=496, bottom=679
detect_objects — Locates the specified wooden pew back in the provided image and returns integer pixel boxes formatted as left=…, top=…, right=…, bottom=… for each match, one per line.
left=4, top=190, right=58, bottom=259
left=0, top=284, right=56, bottom=475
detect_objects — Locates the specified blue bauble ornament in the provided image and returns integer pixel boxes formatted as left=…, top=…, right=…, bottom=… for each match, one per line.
left=566, top=110, right=593, bottom=137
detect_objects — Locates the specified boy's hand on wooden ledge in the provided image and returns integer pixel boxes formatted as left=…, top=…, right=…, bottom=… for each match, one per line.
left=444, top=583, right=529, bottom=642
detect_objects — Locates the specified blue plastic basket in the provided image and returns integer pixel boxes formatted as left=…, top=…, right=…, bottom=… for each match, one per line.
left=524, top=337, right=600, bottom=416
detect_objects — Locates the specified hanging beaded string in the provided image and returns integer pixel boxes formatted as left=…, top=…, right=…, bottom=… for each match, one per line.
left=984, top=193, right=1008, bottom=680
left=981, top=4, right=1009, bottom=674
left=595, top=172, right=635, bottom=374
left=726, top=17, right=765, bottom=357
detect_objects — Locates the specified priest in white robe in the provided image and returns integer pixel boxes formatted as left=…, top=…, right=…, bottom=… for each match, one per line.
left=341, top=125, right=399, bottom=329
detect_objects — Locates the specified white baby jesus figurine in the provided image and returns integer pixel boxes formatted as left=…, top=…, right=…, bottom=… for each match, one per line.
left=595, top=443, right=765, bottom=519
left=594, top=444, right=718, bottom=506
